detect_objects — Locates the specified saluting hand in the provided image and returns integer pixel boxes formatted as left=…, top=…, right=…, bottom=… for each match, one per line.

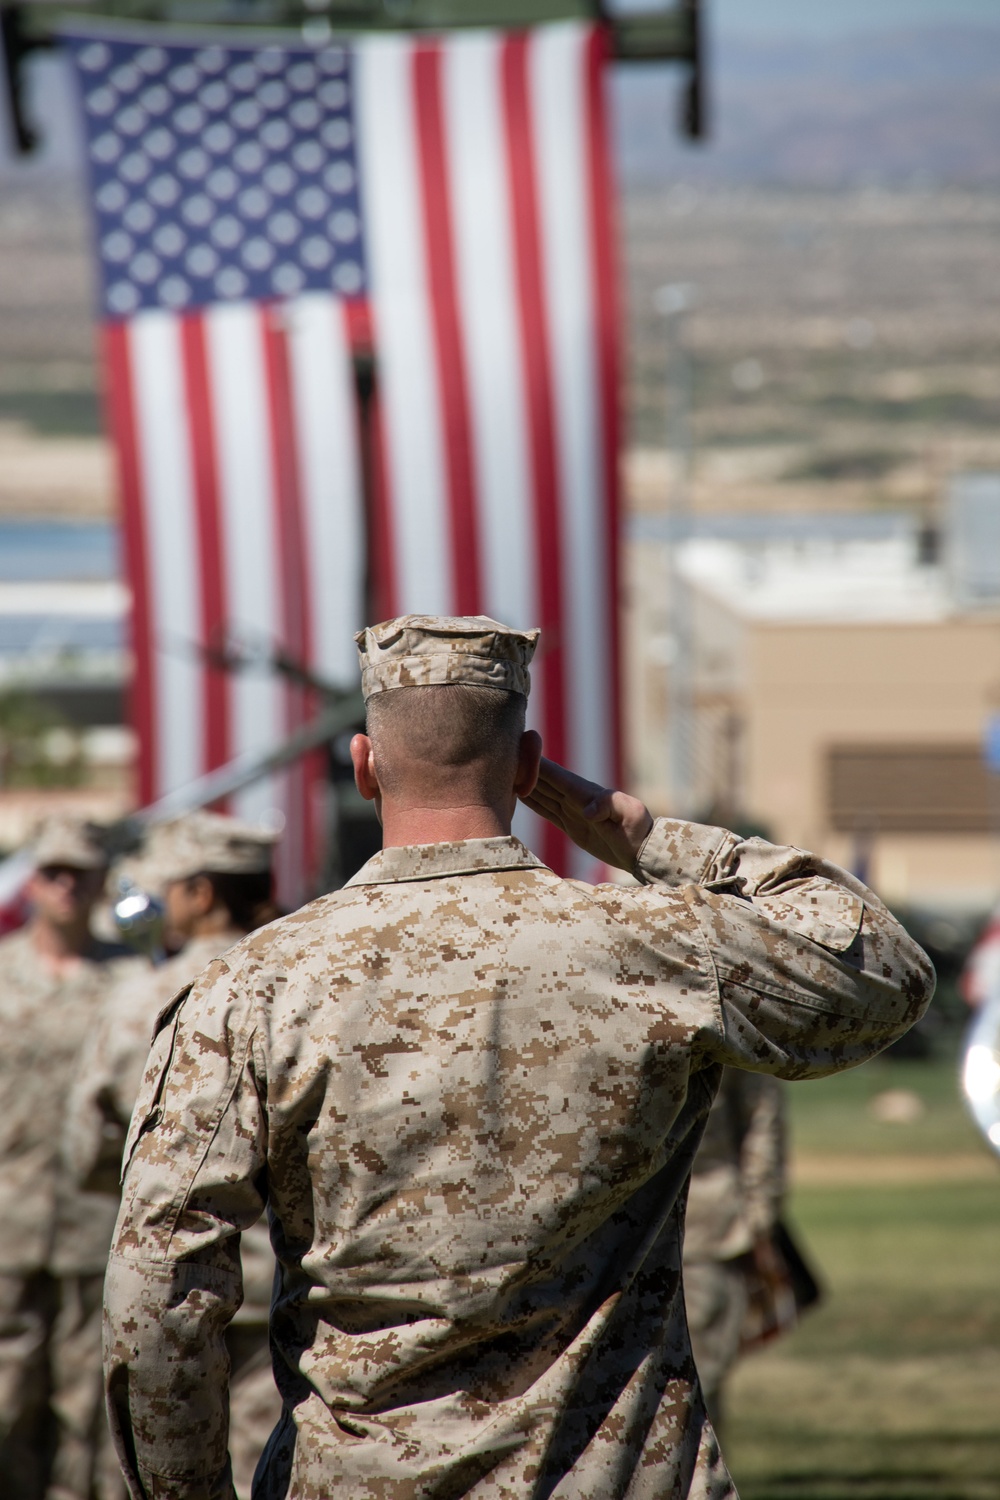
left=521, top=758, right=654, bottom=873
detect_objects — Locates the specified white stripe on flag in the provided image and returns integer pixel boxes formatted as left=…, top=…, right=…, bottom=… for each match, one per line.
left=128, top=310, right=203, bottom=794
left=356, top=33, right=452, bottom=615
left=443, top=29, right=544, bottom=856
left=444, top=30, right=535, bottom=634
left=531, top=22, right=610, bottom=797
left=205, top=300, right=285, bottom=828
left=285, top=293, right=364, bottom=687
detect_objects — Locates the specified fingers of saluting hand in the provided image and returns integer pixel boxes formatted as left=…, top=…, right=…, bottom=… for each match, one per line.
left=522, top=780, right=608, bottom=833
left=520, top=789, right=591, bottom=830
left=520, top=758, right=654, bottom=871
left=519, top=792, right=568, bottom=832
left=521, top=782, right=593, bottom=819
left=532, top=758, right=611, bottom=811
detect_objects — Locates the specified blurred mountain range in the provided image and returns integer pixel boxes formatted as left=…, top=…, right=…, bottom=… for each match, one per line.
left=612, top=24, right=1000, bottom=186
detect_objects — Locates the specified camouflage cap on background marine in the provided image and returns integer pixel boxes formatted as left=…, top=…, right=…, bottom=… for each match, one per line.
left=356, top=615, right=540, bottom=701
left=32, top=813, right=110, bottom=870
left=125, top=811, right=278, bottom=894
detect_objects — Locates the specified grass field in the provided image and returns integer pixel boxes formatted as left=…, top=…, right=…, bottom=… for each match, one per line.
left=725, top=1053, right=1000, bottom=1500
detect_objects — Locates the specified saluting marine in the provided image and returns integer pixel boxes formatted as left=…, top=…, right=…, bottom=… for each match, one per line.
left=103, top=616, right=933, bottom=1500
left=66, top=812, right=282, bottom=1499
left=0, top=816, right=135, bottom=1500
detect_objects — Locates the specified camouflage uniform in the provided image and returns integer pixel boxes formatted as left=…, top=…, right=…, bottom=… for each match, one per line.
left=71, top=939, right=280, bottom=1499
left=0, top=816, right=134, bottom=1500
left=68, top=935, right=255, bottom=1197
left=68, top=818, right=281, bottom=1499
left=103, top=616, right=933, bottom=1500
left=682, top=1069, right=785, bottom=1422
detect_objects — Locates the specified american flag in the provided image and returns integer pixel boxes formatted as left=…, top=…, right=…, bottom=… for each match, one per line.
left=66, top=20, right=621, bottom=893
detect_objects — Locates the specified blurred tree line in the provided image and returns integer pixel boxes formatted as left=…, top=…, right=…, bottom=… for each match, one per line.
left=0, top=689, right=84, bottom=788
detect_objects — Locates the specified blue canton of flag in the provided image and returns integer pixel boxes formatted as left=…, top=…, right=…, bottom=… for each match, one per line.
left=67, top=33, right=367, bottom=316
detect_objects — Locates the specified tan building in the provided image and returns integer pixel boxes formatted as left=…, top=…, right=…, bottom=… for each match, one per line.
left=626, top=519, right=1000, bottom=913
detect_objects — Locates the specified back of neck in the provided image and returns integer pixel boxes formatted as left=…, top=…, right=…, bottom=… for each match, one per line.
left=380, top=802, right=512, bottom=850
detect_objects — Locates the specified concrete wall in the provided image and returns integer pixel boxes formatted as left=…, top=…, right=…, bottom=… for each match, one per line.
left=746, top=616, right=1000, bottom=908
left=624, top=540, right=1000, bottom=910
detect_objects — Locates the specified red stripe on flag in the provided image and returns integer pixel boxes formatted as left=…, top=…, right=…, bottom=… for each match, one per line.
left=261, top=305, right=318, bottom=894
left=102, top=322, right=156, bottom=804
left=344, top=296, right=374, bottom=359
left=261, top=309, right=313, bottom=672
left=585, top=26, right=623, bottom=788
left=413, top=42, right=482, bottom=614
left=179, top=314, right=230, bottom=783
left=501, top=31, right=569, bottom=870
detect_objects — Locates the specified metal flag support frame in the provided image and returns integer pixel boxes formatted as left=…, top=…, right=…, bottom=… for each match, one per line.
left=4, top=0, right=705, bottom=154
left=0, top=656, right=365, bottom=912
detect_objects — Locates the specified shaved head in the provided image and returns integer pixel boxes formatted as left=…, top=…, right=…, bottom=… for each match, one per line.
left=366, top=685, right=527, bottom=803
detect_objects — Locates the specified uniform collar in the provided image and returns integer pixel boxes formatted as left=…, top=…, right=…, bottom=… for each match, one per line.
left=345, top=836, right=544, bottom=886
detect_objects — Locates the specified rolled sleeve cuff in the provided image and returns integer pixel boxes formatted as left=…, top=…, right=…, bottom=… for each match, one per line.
left=633, top=818, right=734, bottom=888
left=104, top=1254, right=240, bottom=1497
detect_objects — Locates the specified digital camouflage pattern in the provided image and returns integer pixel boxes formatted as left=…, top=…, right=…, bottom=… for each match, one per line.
left=119, top=815, right=278, bottom=898
left=105, top=819, right=933, bottom=1500
left=682, top=1070, right=786, bottom=1414
left=68, top=931, right=277, bottom=1321
left=683, top=1070, right=785, bottom=1265
left=0, top=927, right=135, bottom=1499
left=47, top=1270, right=125, bottom=1500
left=68, top=934, right=281, bottom=1497
left=31, top=816, right=109, bottom=872
left=68, top=936, right=252, bottom=1200
left=0, top=928, right=134, bottom=1278
left=356, top=616, right=538, bottom=700
left=678, top=1261, right=746, bottom=1425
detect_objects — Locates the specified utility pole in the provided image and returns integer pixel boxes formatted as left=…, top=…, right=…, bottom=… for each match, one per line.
left=655, top=281, right=696, bottom=816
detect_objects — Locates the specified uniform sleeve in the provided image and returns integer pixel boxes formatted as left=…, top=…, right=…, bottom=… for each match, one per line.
left=103, top=956, right=267, bottom=1500
left=64, top=959, right=162, bottom=1194
left=731, top=1071, right=786, bottom=1238
left=633, top=818, right=935, bottom=1077
left=63, top=1012, right=124, bottom=1194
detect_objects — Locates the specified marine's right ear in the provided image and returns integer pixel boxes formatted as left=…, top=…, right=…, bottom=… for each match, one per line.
left=514, top=729, right=543, bottom=801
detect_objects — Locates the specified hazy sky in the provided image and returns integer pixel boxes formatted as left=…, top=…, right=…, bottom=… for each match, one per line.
left=726, top=0, right=1000, bottom=33
left=614, top=0, right=1000, bottom=34
left=4, top=0, right=999, bottom=171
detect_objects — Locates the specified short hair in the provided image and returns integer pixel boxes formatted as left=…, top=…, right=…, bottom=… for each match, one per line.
left=190, top=869, right=278, bottom=933
left=366, top=684, right=526, bottom=797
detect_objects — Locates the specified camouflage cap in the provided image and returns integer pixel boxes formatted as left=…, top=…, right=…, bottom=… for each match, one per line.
left=127, top=811, right=278, bottom=892
left=32, top=813, right=109, bottom=871
left=355, top=615, right=539, bottom=701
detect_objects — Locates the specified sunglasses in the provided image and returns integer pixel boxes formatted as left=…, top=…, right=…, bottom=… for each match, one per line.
left=36, top=864, right=96, bottom=883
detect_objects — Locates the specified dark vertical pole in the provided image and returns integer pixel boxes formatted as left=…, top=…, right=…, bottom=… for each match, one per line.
left=1, top=6, right=47, bottom=154
left=681, top=0, right=706, bottom=140
left=353, top=353, right=377, bottom=631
